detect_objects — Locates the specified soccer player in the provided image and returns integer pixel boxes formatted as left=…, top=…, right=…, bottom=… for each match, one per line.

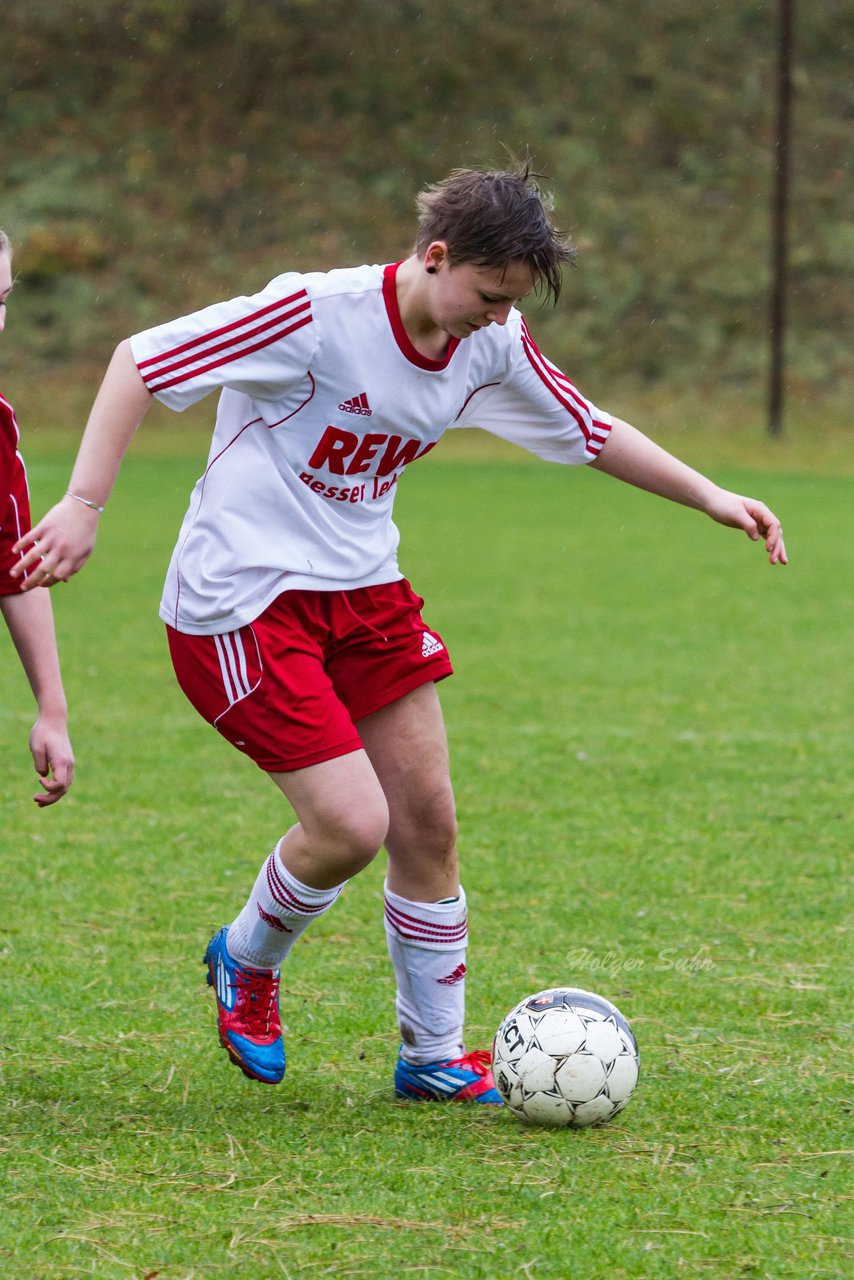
left=0, top=229, right=74, bottom=807
left=12, top=166, right=786, bottom=1100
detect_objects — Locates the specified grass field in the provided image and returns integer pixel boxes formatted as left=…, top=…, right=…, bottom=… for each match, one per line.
left=1, top=426, right=851, bottom=1279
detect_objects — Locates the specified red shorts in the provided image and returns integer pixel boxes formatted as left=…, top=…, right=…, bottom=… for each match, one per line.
left=166, top=579, right=453, bottom=773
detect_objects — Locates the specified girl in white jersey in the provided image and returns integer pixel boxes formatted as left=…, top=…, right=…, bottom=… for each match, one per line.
left=13, top=167, right=787, bottom=1101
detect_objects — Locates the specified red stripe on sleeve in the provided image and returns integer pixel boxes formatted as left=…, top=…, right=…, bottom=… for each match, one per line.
left=137, top=289, right=310, bottom=372
left=140, top=298, right=311, bottom=389
left=520, top=320, right=611, bottom=456
left=144, top=313, right=314, bottom=393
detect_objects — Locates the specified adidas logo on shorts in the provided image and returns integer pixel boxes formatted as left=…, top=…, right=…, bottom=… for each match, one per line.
left=421, top=632, right=444, bottom=658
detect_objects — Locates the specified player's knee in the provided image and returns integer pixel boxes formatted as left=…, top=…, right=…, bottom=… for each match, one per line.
left=424, top=802, right=458, bottom=861
left=398, top=790, right=458, bottom=866
left=347, top=803, right=389, bottom=872
left=313, top=795, right=389, bottom=876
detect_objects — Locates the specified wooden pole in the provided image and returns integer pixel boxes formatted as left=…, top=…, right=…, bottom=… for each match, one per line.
left=769, top=0, right=794, bottom=436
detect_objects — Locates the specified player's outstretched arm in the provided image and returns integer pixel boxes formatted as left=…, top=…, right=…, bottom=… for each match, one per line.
left=590, top=418, right=788, bottom=566
left=12, top=340, right=153, bottom=589
left=0, top=589, right=74, bottom=805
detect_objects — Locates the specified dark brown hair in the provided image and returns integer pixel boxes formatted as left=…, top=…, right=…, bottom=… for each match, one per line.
left=415, top=164, right=575, bottom=304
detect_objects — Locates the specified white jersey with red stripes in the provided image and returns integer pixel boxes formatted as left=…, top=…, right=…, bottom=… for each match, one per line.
left=130, top=261, right=612, bottom=635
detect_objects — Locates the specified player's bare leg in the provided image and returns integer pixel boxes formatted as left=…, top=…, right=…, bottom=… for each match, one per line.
left=357, top=683, right=501, bottom=1103
left=205, top=749, right=388, bottom=1084
left=358, top=682, right=458, bottom=901
left=268, top=749, right=390, bottom=888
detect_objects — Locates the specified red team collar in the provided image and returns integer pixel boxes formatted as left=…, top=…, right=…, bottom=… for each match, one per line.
left=382, top=262, right=460, bottom=372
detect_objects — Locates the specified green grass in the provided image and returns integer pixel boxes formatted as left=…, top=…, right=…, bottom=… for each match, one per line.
left=1, top=432, right=851, bottom=1279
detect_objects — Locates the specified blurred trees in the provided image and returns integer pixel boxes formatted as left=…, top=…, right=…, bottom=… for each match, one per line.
left=2, top=0, right=851, bottom=399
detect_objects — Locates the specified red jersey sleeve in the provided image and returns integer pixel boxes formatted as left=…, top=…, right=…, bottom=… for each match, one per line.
left=0, top=394, right=31, bottom=594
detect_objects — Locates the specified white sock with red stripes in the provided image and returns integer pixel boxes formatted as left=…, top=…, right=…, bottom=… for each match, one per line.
left=384, top=882, right=468, bottom=1066
left=227, top=839, right=346, bottom=969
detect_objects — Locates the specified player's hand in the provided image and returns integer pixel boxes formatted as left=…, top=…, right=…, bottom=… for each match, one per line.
left=705, top=488, right=788, bottom=565
left=11, top=494, right=102, bottom=590
left=29, top=714, right=75, bottom=806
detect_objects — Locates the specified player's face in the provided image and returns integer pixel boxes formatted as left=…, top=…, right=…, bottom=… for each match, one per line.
left=428, top=256, right=537, bottom=340
left=0, top=252, right=12, bottom=335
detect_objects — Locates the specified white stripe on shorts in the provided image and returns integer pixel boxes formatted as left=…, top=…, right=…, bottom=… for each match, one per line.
left=214, top=631, right=252, bottom=705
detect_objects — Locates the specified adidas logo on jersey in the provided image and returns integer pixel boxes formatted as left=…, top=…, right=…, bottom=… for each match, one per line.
left=339, top=392, right=372, bottom=416
left=421, top=632, right=444, bottom=658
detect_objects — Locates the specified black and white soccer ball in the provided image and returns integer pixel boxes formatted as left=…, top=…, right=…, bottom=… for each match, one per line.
left=492, top=987, right=640, bottom=1128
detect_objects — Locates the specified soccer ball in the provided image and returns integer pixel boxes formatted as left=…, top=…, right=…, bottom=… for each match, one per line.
left=492, top=987, right=640, bottom=1128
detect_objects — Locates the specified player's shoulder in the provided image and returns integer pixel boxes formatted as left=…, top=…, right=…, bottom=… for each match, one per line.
left=267, top=263, right=384, bottom=305
left=0, top=391, right=20, bottom=479
left=477, top=307, right=525, bottom=350
left=466, top=306, right=525, bottom=377
left=0, top=390, right=19, bottom=440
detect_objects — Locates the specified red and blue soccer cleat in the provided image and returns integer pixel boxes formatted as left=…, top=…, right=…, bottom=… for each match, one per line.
left=203, top=926, right=285, bottom=1084
left=394, top=1048, right=503, bottom=1103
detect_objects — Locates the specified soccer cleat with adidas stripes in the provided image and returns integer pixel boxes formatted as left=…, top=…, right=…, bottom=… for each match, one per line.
left=203, top=926, right=285, bottom=1084
left=394, top=1048, right=503, bottom=1103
